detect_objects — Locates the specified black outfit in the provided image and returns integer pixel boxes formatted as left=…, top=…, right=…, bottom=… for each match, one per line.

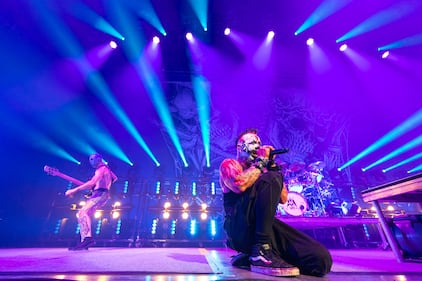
left=223, top=171, right=332, bottom=277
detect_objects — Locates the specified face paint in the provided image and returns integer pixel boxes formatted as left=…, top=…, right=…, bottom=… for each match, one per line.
left=237, top=133, right=261, bottom=158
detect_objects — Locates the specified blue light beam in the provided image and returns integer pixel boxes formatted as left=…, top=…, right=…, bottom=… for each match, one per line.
left=383, top=152, right=422, bottom=173
left=363, top=135, right=422, bottom=171
left=339, top=108, right=422, bottom=170
left=337, top=1, right=418, bottom=43
left=192, top=75, right=210, bottom=167
left=378, top=33, right=422, bottom=51
left=295, top=0, right=352, bottom=35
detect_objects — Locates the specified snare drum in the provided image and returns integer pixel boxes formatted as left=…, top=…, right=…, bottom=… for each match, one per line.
left=280, top=192, right=308, bottom=216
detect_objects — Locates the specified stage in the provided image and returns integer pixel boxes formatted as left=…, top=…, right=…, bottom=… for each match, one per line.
left=1, top=247, right=422, bottom=281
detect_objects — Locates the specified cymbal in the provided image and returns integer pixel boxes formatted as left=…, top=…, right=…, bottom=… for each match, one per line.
left=308, top=161, right=325, bottom=171
left=289, top=162, right=306, bottom=172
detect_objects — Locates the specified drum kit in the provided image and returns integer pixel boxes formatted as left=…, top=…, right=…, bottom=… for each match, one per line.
left=278, top=161, right=338, bottom=217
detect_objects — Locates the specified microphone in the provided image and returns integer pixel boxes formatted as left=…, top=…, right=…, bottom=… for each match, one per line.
left=269, top=148, right=289, bottom=158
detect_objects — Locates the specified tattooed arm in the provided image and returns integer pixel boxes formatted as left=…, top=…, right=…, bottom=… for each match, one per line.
left=219, top=158, right=262, bottom=194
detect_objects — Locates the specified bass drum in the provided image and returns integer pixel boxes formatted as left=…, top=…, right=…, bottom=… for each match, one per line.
left=279, top=192, right=308, bottom=216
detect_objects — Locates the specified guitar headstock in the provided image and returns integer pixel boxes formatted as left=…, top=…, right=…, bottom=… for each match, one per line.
left=44, top=165, right=59, bottom=176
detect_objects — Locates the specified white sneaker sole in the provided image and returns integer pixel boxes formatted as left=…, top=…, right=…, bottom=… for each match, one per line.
left=251, top=265, right=300, bottom=277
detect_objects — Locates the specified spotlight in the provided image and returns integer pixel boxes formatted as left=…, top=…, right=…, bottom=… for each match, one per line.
left=153, top=36, right=160, bottom=44
left=94, top=210, right=102, bottom=219
left=306, top=38, right=314, bottom=46
left=382, top=51, right=390, bottom=59
left=109, top=41, right=117, bottom=49
left=224, top=27, right=231, bottom=36
left=267, top=31, right=275, bottom=40
left=200, top=212, right=208, bottom=220
left=201, top=203, right=208, bottom=211
left=181, top=211, right=189, bottom=220
left=339, top=44, right=348, bottom=52
left=112, top=211, right=120, bottom=219
left=186, top=32, right=193, bottom=41
left=386, top=205, right=395, bottom=212
left=182, top=202, right=189, bottom=209
left=164, top=202, right=171, bottom=209
left=163, top=210, right=170, bottom=219
left=113, top=201, right=121, bottom=208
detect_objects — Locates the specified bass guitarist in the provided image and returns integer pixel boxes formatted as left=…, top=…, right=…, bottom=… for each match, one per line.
left=65, top=153, right=118, bottom=250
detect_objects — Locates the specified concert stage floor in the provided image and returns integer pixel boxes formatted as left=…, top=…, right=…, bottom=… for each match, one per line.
left=1, top=247, right=421, bottom=281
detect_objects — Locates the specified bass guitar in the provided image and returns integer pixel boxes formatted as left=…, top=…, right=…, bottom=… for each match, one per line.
left=44, top=165, right=92, bottom=198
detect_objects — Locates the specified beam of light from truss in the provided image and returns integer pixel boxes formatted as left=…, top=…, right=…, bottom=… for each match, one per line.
left=192, top=75, right=210, bottom=167
left=339, top=108, right=422, bottom=170
left=363, top=135, right=422, bottom=171
left=128, top=0, right=167, bottom=36
left=188, top=0, right=209, bottom=31
left=108, top=1, right=185, bottom=167
left=84, top=70, right=151, bottom=166
left=295, top=0, right=352, bottom=35
left=133, top=59, right=188, bottom=167
left=252, top=31, right=275, bottom=70
left=307, top=41, right=332, bottom=74
left=0, top=104, right=79, bottom=164
left=186, top=36, right=210, bottom=167
left=341, top=46, right=371, bottom=72
left=86, top=42, right=117, bottom=69
left=336, top=1, right=418, bottom=43
left=383, top=152, right=422, bottom=173
left=378, top=33, right=422, bottom=51
left=31, top=2, right=134, bottom=166
left=65, top=1, right=125, bottom=40
left=66, top=102, right=133, bottom=166
left=408, top=163, right=422, bottom=173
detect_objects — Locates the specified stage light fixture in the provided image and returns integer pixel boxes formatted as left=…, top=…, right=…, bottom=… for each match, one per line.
left=174, top=181, right=180, bottom=195
left=171, top=220, right=177, bottom=235
left=95, top=220, right=102, bottom=235
left=190, top=219, right=197, bottom=235
left=109, top=41, right=117, bottom=49
left=163, top=210, right=170, bottom=219
left=210, top=219, right=217, bottom=236
left=153, top=36, right=160, bottom=44
left=164, top=202, right=171, bottom=209
left=224, top=27, right=231, bottom=36
left=306, top=38, right=314, bottom=46
left=382, top=51, right=390, bottom=59
left=155, top=181, right=161, bottom=194
left=113, top=201, right=121, bottom=208
left=267, top=31, right=275, bottom=40
left=182, top=202, right=189, bottom=209
left=200, top=212, right=208, bottom=220
left=115, top=218, right=122, bottom=234
left=201, top=203, right=208, bottom=211
left=94, top=211, right=102, bottom=219
left=182, top=211, right=189, bottom=220
left=192, top=182, right=197, bottom=196
left=79, top=201, right=86, bottom=207
left=151, top=219, right=158, bottom=234
left=387, top=205, right=395, bottom=212
left=112, top=211, right=120, bottom=219
left=339, top=44, right=348, bottom=51
left=211, top=182, right=216, bottom=195
left=186, top=32, right=193, bottom=41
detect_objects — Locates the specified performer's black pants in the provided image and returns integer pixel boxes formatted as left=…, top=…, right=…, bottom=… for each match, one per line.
left=223, top=171, right=332, bottom=276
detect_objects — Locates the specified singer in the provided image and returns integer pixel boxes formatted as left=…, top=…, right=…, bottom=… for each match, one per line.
left=219, top=128, right=332, bottom=277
